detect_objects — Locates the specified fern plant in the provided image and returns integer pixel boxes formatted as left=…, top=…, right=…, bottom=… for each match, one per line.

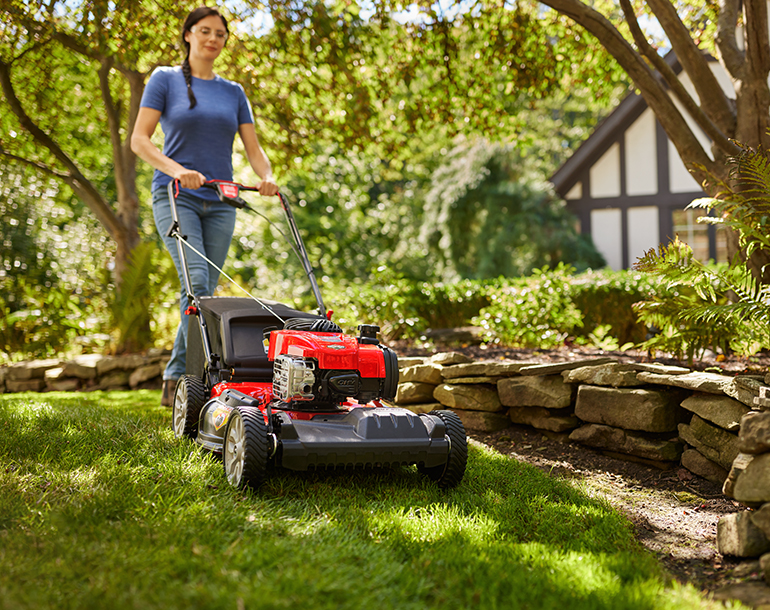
left=634, top=143, right=770, bottom=362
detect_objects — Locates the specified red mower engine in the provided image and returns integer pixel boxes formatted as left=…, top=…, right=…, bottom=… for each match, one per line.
left=267, top=324, right=398, bottom=407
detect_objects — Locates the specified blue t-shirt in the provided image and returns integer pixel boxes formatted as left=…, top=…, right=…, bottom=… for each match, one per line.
left=140, top=66, right=254, bottom=201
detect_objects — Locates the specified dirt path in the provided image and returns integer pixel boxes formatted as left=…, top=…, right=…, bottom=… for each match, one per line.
left=468, top=424, right=756, bottom=593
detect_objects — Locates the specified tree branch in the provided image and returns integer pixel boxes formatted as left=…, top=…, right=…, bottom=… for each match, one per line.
left=619, top=0, right=738, bottom=157
left=98, top=57, right=128, bottom=202
left=744, top=0, right=770, bottom=78
left=717, top=0, right=745, bottom=79
left=0, top=147, right=70, bottom=180
left=645, top=0, right=735, bottom=134
left=0, top=56, right=124, bottom=241
left=539, top=0, right=717, bottom=181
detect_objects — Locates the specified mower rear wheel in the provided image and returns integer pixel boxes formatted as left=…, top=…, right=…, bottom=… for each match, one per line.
left=419, top=410, right=467, bottom=489
left=222, top=406, right=270, bottom=488
left=172, top=376, right=207, bottom=440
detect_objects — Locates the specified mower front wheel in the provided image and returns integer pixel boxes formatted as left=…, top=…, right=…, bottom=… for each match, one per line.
left=172, top=376, right=207, bottom=440
left=222, top=406, right=271, bottom=489
left=419, top=410, right=467, bottom=489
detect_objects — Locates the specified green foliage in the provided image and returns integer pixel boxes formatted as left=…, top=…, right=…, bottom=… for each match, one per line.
left=328, top=269, right=491, bottom=340
left=474, top=266, right=662, bottom=349
left=634, top=144, right=770, bottom=362
left=226, top=142, right=434, bottom=294
left=0, top=165, right=112, bottom=360
left=420, top=138, right=605, bottom=280
left=693, top=143, right=770, bottom=257
left=474, top=264, right=584, bottom=348
left=234, top=0, right=628, bottom=166
left=570, top=269, right=663, bottom=345
left=109, top=241, right=177, bottom=354
left=0, top=392, right=720, bottom=609
left=635, top=239, right=768, bottom=362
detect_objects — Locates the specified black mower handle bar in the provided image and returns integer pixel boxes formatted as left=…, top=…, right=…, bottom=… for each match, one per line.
left=168, top=178, right=327, bottom=316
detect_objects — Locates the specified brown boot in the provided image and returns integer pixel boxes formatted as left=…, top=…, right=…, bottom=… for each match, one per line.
left=161, top=379, right=177, bottom=407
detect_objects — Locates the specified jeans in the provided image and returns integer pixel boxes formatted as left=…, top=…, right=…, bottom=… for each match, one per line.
left=153, top=188, right=236, bottom=380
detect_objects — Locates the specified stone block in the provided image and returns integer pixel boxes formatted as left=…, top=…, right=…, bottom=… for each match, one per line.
left=445, top=376, right=500, bottom=384
left=6, top=359, right=61, bottom=381
left=129, top=363, right=162, bottom=388
left=400, top=363, right=443, bottom=385
left=751, top=505, right=770, bottom=540
left=575, top=385, right=680, bottom=433
left=400, top=403, right=442, bottom=415
left=430, top=352, right=473, bottom=366
left=761, top=552, right=770, bottom=586
left=46, top=378, right=81, bottom=392
left=712, top=582, right=770, bottom=607
left=395, top=382, right=437, bottom=405
left=717, top=512, right=770, bottom=557
left=433, top=384, right=501, bottom=412
left=99, top=370, right=131, bottom=390
left=517, top=357, right=616, bottom=377
left=6, top=379, right=45, bottom=392
left=442, top=361, right=532, bottom=379
left=44, top=367, right=66, bottom=381
left=630, top=363, right=691, bottom=375
left=732, top=453, right=770, bottom=504
left=678, top=415, right=739, bottom=471
left=508, top=406, right=579, bottom=433
left=725, top=376, right=766, bottom=408
left=498, top=375, right=575, bottom=409
left=61, top=354, right=103, bottom=380
left=723, top=453, right=754, bottom=499
left=562, top=363, right=643, bottom=387
left=635, top=370, right=730, bottom=394
left=397, top=357, right=426, bottom=369
left=96, top=354, right=146, bottom=375
left=569, top=424, right=683, bottom=462
left=681, top=393, right=748, bottom=432
left=450, top=408, right=509, bottom=432
left=680, top=448, right=728, bottom=484
left=740, top=412, right=770, bottom=454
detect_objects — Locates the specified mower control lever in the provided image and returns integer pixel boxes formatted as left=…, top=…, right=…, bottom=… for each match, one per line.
left=202, top=180, right=249, bottom=208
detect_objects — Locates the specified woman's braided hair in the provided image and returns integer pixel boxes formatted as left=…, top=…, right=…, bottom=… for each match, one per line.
left=180, top=6, right=229, bottom=109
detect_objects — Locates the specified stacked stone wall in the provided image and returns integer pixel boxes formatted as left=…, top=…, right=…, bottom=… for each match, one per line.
left=0, top=353, right=168, bottom=393
left=395, top=353, right=767, bottom=482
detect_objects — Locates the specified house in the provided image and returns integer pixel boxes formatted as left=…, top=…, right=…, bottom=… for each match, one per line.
left=549, top=59, right=732, bottom=270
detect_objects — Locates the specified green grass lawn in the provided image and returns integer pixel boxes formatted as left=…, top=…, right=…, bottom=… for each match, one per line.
left=0, top=391, right=731, bottom=609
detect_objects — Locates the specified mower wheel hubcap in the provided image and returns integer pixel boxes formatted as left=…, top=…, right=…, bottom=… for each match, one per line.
left=225, top=414, right=245, bottom=486
left=172, top=383, right=187, bottom=438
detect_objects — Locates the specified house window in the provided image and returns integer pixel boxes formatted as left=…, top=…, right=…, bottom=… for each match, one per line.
left=672, top=209, right=728, bottom=263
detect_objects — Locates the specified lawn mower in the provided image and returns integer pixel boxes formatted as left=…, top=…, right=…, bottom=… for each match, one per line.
left=165, top=179, right=467, bottom=489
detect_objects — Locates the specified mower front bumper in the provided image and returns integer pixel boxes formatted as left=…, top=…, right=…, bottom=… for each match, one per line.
left=277, top=407, right=450, bottom=471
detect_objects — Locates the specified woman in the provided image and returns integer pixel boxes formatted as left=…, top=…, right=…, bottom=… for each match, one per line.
left=131, top=6, right=278, bottom=406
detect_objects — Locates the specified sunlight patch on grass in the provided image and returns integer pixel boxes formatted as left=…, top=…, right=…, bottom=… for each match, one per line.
left=377, top=503, right=499, bottom=544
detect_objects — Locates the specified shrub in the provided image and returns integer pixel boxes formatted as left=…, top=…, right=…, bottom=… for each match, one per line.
left=473, top=266, right=664, bottom=350
left=570, top=269, right=663, bottom=345
left=473, top=264, right=583, bottom=348
left=326, top=269, right=491, bottom=340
